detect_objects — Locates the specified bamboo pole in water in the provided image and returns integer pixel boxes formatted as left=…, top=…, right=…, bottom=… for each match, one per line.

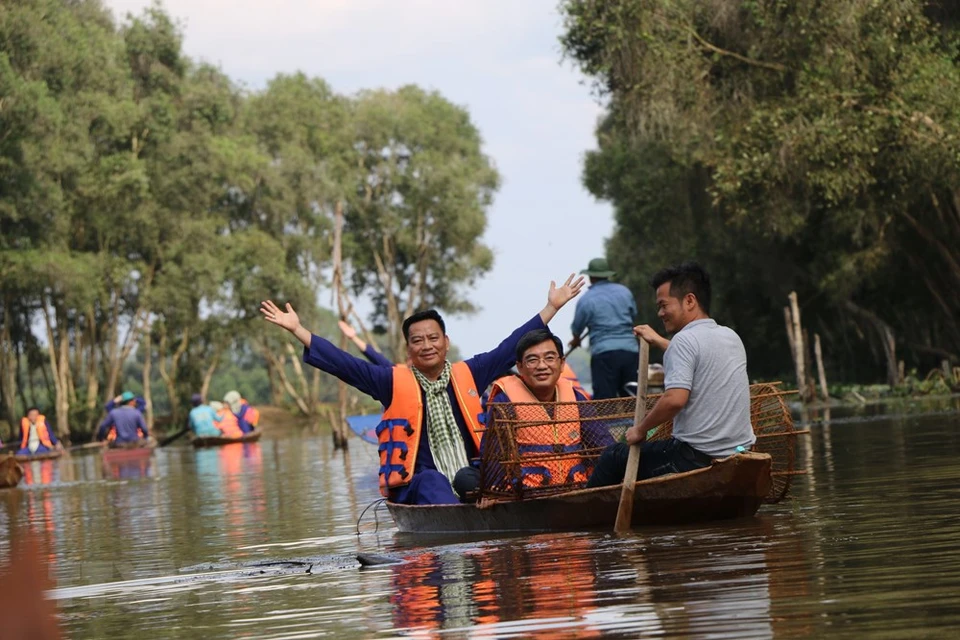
left=814, top=334, right=829, bottom=402
left=787, top=292, right=809, bottom=403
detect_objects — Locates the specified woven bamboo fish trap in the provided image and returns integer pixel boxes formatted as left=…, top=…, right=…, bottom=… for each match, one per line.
left=480, top=381, right=801, bottom=503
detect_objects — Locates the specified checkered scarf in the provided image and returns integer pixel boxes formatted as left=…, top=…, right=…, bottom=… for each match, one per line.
left=412, top=361, right=469, bottom=485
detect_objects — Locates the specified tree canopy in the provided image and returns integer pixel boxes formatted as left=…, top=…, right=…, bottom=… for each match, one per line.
left=560, top=0, right=960, bottom=384
left=0, top=0, right=499, bottom=439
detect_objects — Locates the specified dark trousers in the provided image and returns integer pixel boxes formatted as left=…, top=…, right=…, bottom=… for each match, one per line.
left=590, top=349, right=639, bottom=399
left=388, top=467, right=480, bottom=505
left=585, top=438, right=712, bottom=488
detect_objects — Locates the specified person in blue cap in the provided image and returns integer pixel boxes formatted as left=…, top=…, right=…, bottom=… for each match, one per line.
left=96, top=391, right=149, bottom=445
left=569, top=257, right=639, bottom=399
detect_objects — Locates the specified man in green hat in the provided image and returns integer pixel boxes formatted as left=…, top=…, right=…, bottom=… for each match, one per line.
left=570, top=258, right=639, bottom=399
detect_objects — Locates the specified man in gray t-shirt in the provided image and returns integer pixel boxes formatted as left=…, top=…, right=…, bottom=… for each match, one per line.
left=587, top=262, right=755, bottom=487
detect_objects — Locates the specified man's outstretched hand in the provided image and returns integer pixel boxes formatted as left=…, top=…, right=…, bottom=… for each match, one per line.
left=260, top=300, right=300, bottom=333
left=337, top=320, right=357, bottom=340
left=540, top=273, right=585, bottom=325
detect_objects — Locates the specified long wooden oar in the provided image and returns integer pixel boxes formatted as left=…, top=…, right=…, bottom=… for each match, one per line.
left=159, top=424, right=190, bottom=447
left=614, top=339, right=650, bottom=533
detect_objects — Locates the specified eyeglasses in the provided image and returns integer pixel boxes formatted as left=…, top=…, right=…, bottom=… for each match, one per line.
left=522, top=354, right=561, bottom=367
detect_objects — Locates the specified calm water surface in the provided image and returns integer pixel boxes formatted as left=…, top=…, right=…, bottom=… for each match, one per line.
left=2, top=404, right=960, bottom=639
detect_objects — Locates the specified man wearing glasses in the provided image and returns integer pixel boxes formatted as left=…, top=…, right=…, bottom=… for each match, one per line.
left=479, top=329, right=615, bottom=493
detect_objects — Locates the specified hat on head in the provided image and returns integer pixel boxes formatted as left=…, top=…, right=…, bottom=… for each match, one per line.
left=119, top=391, right=136, bottom=403
left=580, top=257, right=616, bottom=278
left=191, top=393, right=203, bottom=407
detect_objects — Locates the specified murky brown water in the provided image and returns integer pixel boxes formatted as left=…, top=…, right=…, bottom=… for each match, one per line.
left=2, top=403, right=960, bottom=639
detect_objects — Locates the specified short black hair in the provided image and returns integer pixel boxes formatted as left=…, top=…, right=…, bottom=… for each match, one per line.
left=651, top=262, right=712, bottom=314
left=515, top=329, right=564, bottom=362
left=402, top=309, right=446, bottom=342
left=26, top=406, right=39, bottom=414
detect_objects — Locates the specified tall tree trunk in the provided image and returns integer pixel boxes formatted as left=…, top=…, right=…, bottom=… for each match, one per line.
left=199, top=351, right=221, bottom=402
left=157, top=326, right=190, bottom=427
left=265, top=358, right=284, bottom=406
left=844, top=300, right=900, bottom=387
left=41, top=298, right=70, bottom=439
left=142, top=329, right=154, bottom=430
left=0, top=302, right=18, bottom=425
left=83, top=306, right=100, bottom=433
left=258, top=344, right=310, bottom=414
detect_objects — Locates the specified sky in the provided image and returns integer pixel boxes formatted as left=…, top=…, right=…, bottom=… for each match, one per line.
left=104, top=0, right=615, bottom=356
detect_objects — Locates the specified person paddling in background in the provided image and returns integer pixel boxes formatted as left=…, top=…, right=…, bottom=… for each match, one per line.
left=188, top=394, right=223, bottom=437
left=224, top=391, right=260, bottom=434
left=587, top=262, right=756, bottom=487
left=17, top=407, right=63, bottom=456
left=569, top=258, right=639, bottom=399
left=96, top=391, right=149, bottom=446
left=339, top=320, right=394, bottom=367
left=259, top=275, right=584, bottom=505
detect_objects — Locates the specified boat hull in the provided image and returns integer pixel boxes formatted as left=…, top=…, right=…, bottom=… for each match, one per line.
left=387, top=452, right=772, bottom=534
left=191, top=429, right=262, bottom=448
left=102, top=439, right=157, bottom=463
left=0, top=456, right=23, bottom=488
left=13, top=449, right=64, bottom=462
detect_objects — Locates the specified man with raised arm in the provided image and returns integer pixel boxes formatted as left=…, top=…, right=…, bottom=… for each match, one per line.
left=587, top=262, right=756, bottom=486
left=260, top=275, right=584, bottom=505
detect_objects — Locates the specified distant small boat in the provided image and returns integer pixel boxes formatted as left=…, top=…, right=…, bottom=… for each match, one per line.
left=14, top=449, right=64, bottom=462
left=191, top=429, right=262, bottom=448
left=346, top=414, right=380, bottom=445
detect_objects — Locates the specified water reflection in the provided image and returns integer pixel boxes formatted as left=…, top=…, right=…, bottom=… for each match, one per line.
left=0, top=411, right=957, bottom=638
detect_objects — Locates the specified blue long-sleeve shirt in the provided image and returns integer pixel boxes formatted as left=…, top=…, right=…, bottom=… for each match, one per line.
left=362, top=343, right=394, bottom=368
left=303, top=314, right=546, bottom=474
left=571, top=280, right=638, bottom=355
left=97, top=406, right=148, bottom=443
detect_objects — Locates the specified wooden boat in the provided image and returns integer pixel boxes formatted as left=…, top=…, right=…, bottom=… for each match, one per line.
left=191, top=429, right=261, bottom=448
left=0, top=455, right=24, bottom=489
left=388, top=382, right=802, bottom=534
left=101, top=438, right=157, bottom=463
left=389, top=452, right=772, bottom=534
left=14, top=448, right=65, bottom=463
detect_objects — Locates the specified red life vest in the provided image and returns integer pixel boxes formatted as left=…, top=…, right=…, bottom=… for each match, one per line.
left=20, top=415, right=54, bottom=450
left=376, top=362, right=484, bottom=497
left=488, top=376, right=589, bottom=486
left=561, top=362, right=591, bottom=399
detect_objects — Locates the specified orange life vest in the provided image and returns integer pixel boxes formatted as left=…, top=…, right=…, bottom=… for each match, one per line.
left=562, top=362, right=591, bottom=400
left=238, top=400, right=260, bottom=427
left=217, top=410, right=244, bottom=438
left=20, top=416, right=54, bottom=450
left=376, top=362, right=484, bottom=497
left=488, top=376, right=589, bottom=486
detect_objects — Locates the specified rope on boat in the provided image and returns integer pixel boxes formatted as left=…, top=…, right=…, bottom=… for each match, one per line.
left=356, top=498, right=387, bottom=535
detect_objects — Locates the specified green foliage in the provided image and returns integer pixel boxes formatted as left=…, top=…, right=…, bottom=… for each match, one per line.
left=561, top=0, right=960, bottom=382
left=0, top=1, right=497, bottom=432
